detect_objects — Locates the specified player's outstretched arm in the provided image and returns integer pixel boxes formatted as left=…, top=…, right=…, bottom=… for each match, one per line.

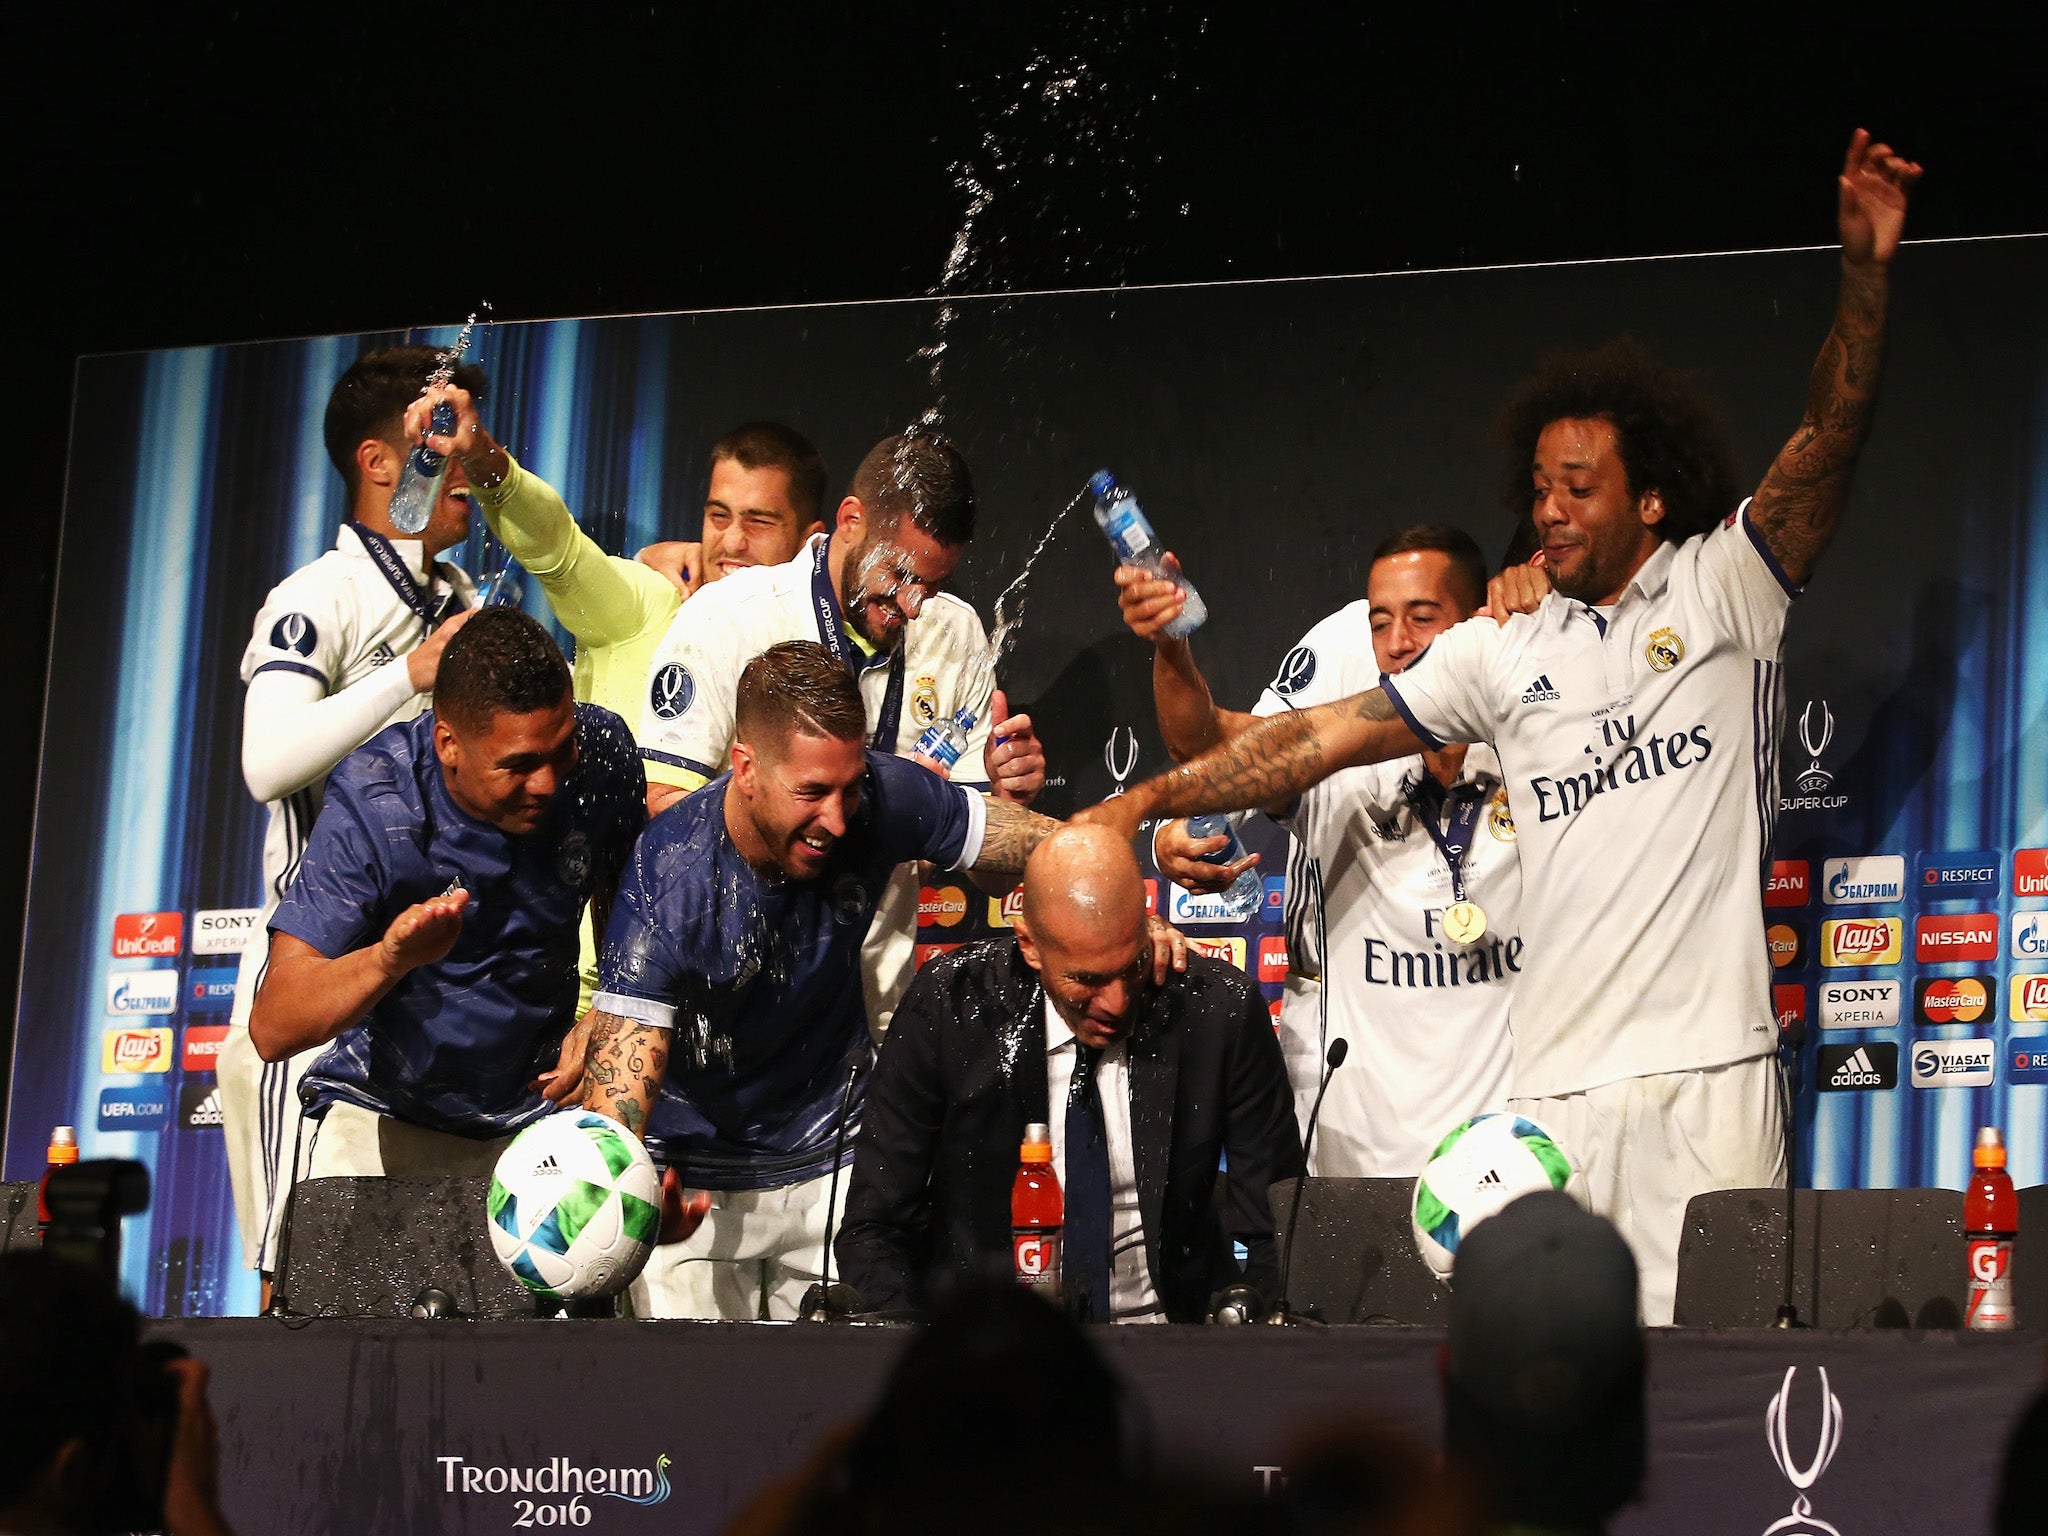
left=968, top=798, right=1062, bottom=879
left=248, top=892, right=469, bottom=1061
left=1749, top=129, right=1922, bottom=588
left=1073, top=686, right=1424, bottom=842
left=1113, top=559, right=1255, bottom=761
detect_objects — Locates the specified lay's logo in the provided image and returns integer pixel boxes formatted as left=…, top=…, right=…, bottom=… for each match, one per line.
left=986, top=889, right=1025, bottom=929
left=2013, top=975, right=2048, bottom=1024
left=101, top=1028, right=174, bottom=1074
left=1820, top=917, right=1901, bottom=967
left=1185, top=936, right=1247, bottom=970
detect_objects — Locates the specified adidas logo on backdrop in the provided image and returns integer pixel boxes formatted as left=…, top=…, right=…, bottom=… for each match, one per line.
left=1520, top=675, right=1561, bottom=704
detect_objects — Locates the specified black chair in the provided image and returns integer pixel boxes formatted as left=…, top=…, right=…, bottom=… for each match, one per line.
left=1674, top=1186, right=1989, bottom=1328
left=273, top=1175, right=567, bottom=1319
left=1268, top=1176, right=1446, bottom=1325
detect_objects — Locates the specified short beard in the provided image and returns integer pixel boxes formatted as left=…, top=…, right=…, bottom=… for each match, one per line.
left=841, top=527, right=910, bottom=651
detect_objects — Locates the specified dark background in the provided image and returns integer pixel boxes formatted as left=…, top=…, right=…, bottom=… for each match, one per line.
left=8, top=7, right=2044, bottom=1112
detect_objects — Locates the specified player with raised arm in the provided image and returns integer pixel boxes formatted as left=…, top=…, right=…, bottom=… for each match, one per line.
left=217, top=346, right=484, bottom=1295
left=1116, top=525, right=1528, bottom=1174
left=1081, top=131, right=1921, bottom=1320
left=636, top=428, right=1047, bottom=1038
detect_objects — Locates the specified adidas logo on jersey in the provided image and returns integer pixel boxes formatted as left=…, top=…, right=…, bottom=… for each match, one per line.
left=1830, top=1048, right=1883, bottom=1088
left=1520, top=675, right=1561, bottom=704
left=370, top=641, right=396, bottom=668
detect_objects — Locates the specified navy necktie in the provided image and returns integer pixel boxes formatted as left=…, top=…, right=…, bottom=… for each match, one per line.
left=1065, top=1042, right=1112, bottom=1323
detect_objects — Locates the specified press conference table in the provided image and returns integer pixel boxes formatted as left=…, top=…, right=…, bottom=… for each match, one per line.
left=157, top=1316, right=2041, bottom=1535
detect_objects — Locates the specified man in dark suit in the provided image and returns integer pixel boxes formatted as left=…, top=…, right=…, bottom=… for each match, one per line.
left=837, top=824, right=1303, bottom=1322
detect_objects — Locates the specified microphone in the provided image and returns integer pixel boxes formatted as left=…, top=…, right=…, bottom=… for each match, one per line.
left=1270, top=1037, right=1347, bottom=1324
left=800, top=1037, right=872, bottom=1322
left=1775, top=1009, right=1806, bottom=1328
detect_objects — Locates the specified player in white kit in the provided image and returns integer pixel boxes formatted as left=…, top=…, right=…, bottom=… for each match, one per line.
left=1115, top=526, right=1524, bottom=1173
left=631, top=429, right=1048, bottom=1317
left=1082, top=130, right=1921, bottom=1320
left=218, top=346, right=482, bottom=1287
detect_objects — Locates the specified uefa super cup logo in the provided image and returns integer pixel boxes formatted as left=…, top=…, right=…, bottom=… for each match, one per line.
left=1104, top=726, right=1139, bottom=798
left=1763, top=1366, right=1844, bottom=1536
left=1796, top=700, right=1836, bottom=794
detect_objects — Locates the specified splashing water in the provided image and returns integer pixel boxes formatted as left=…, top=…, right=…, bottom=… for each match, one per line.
left=987, top=488, right=1087, bottom=666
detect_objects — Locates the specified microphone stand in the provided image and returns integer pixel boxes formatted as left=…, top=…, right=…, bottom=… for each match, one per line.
left=1774, top=1018, right=1805, bottom=1328
left=1269, top=1038, right=1347, bottom=1324
left=800, top=1039, right=871, bottom=1322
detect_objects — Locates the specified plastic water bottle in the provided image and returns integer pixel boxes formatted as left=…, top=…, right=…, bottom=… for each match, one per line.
left=1012, top=1122, right=1063, bottom=1300
left=914, top=708, right=976, bottom=771
left=1089, top=469, right=1207, bottom=639
left=1966, top=1125, right=2017, bottom=1330
left=1185, top=814, right=1264, bottom=918
left=388, top=399, right=457, bottom=535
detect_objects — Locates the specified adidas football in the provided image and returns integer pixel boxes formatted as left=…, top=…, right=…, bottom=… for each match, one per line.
left=488, top=1111, right=662, bottom=1302
left=1411, top=1112, right=1580, bottom=1283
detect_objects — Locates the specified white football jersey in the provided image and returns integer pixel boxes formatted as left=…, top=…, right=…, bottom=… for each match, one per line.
left=1383, top=504, right=1792, bottom=1098
left=638, top=531, right=997, bottom=1033
left=229, top=524, right=475, bottom=1024
left=1253, top=600, right=1521, bottom=1175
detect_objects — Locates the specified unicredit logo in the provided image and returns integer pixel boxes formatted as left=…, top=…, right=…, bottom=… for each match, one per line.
left=2015, top=849, right=2048, bottom=897
left=111, top=911, right=184, bottom=958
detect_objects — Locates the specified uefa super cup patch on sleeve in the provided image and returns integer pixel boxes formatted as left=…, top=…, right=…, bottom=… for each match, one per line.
left=649, top=663, right=695, bottom=720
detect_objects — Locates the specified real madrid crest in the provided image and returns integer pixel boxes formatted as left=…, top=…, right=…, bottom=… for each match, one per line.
left=557, top=831, right=592, bottom=891
left=1486, top=787, right=1516, bottom=842
left=910, top=673, right=940, bottom=728
left=1644, top=627, right=1685, bottom=673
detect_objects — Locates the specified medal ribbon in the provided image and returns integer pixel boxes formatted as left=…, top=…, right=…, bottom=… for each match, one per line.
left=811, top=536, right=908, bottom=751
left=350, top=521, right=464, bottom=633
left=1404, top=775, right=1487, bottom=905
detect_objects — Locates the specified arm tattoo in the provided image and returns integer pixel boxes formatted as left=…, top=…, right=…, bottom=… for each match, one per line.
left=1750, top=261, right=1890, bottom=584
left=580, top=1009, right=665, bottom=1137
left=972, top=798, right=1060, bottom=877
left=1142, top=686, right=1408, bottom=820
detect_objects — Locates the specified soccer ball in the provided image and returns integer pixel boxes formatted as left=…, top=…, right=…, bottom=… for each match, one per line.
left=488, top=1111, right=662, bottom=1301
left=1411, top=1113, right=1579, bottom=1284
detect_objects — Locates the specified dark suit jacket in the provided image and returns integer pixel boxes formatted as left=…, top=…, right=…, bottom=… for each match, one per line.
left=836, top=940, right=1304, bottom=1323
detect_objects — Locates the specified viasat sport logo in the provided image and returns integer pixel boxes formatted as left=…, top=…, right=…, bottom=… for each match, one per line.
left=1819, top=918, right=1900, bottom=967
left=1912, top=1039, right=1995, bottom=1089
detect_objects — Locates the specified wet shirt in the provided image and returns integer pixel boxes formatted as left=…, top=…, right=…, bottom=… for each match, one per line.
left=593, top=750, right=987, bottom=1190
left=636, top=531, right=999, bottom=1034
left=1381, top=504, right=1794, bottom=1098
left=276, top=705, right=646, bottom=1136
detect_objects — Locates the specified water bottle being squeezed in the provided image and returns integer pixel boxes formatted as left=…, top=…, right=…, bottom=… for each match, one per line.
left=389, top=400, right=457, bottom=535
left=914, top=649, right=995, bottom=771
left=1089, top=469, right=1207, bottom=639
left=1184, top=814, right=1264, bottom=918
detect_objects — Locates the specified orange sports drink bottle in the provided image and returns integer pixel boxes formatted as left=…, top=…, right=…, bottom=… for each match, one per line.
left=1012, top=1122, right=1063, bottom=1299
left=38, top=1125, right=79, bottom=1233
left=1965, top=1126, right=2017, bottom=1330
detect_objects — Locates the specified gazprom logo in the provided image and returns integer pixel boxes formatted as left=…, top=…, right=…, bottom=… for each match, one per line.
left=106, top=970, right=179, bottom=1016
left=2014, top=913, right=2048, bottom=962
left=1821, top=856, right=1903, bottom=906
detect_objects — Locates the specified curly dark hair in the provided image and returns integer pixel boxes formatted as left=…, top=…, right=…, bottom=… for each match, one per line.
left=1496, top=337, right=1742, bottom=546
left=434, top=608, right=571, bottom=734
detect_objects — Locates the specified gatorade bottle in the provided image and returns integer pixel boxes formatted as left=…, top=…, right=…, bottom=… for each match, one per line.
left=1012, top=1122, right=1063, bottom=1300
left=37, top=1125, right=79, bottom=1234
left=1965, top=1125, right=2017, bottom=1331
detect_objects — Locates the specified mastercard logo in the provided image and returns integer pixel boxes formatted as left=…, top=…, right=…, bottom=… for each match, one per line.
left=1915, top=976, right=1989, bottom=1024
left=1767, top=924, right=1803, bottom=968
left=916, top=885, right=969, bottom=928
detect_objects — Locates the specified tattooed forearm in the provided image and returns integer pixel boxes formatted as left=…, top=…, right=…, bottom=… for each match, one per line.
left=1749, top=260, right=1890, bottom=586
left=972, top=799, right=1060, bottom=877
left=1136, top=686, right=1419, bottom=820
left=579, top=1009, right=666, bottom=1138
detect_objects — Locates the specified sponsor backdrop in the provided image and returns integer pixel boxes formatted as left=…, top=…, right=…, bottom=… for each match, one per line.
left=6, top=238, right=2045, bottom=1314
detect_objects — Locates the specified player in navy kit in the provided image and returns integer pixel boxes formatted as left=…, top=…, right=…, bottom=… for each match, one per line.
left=578, top=640, right=1076, bottom=1318
left=248, top=609, right=646, bottom=1179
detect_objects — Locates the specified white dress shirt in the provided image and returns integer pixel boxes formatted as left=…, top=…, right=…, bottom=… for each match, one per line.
left=1044, top=998, right=1163, bottom=1323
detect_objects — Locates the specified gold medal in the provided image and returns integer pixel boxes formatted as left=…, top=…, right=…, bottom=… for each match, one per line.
left=1442, top=901, right=1488, bottom=946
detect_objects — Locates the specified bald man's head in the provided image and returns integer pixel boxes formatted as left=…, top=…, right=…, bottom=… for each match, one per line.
left=1016, top=826, right=1150, bottom=1049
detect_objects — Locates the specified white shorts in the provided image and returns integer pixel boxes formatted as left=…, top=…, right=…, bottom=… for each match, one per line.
left=1512, top=1054, right=1784, bottom=1326
left=299, top=1101, right=517, bottom=1180
left=218, top=1024, right=319, bottom=1274
left=627, top=1169, right=839, bottom=1321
